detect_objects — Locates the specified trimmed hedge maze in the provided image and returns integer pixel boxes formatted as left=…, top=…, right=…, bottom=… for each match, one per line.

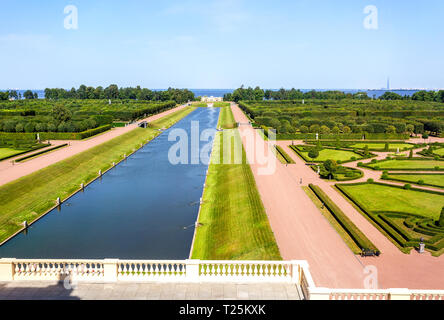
left=337, top=182, right=444, bottom=256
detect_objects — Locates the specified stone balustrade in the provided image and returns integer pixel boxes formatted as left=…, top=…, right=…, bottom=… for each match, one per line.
left=1, top=258, right=443, bottom=300
left=0, top=258, right=310, bottom=286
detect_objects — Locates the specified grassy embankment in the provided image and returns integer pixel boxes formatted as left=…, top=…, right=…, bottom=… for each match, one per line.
left=217, top=105, right=237, bottom=129
left=191, top=107, right=281, bottom=260
left=0, top=106, right=195, bottom=244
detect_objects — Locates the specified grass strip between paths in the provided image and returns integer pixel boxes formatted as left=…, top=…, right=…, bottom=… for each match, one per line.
left=218, top=105, right=237, bottom=129
left=0, top=106, right=196, bottom=244
left=191, top=130, right=282, bottom=260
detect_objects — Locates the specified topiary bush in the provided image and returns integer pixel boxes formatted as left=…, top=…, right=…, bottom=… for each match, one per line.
left=404, top=184, right=412, bottom=190
left=367, top=178, right=374, bottom=183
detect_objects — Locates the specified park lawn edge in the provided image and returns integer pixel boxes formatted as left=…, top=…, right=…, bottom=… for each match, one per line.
left=0, top=106, right=196, bottom=245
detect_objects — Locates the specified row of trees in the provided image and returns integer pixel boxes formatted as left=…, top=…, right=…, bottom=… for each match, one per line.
left=225, top=86, right=444, bottom=102
left=44, top=86, right=195, bottom=104
left=224, top=86, right=373, bottom=102
left=0, top=90, right=38, bottom=100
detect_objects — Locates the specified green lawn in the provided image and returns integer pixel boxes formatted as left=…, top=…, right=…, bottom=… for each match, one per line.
left=340, top=183, right=444, bottom=220
left=191, top=130, right=281, bottom=260
left=0, top=148, right=27, bottom=159
left=299, top=148, right=362, bottom=162
left=0, top=107, right=195, bottom=244
left=384, top=174, right=444, bottom=188
left=218, top=105, right=236, bottom=129
left=367, top=159, right=443, bottom=170
left=434, top=148, right=444, bottom=156
left=349, top=143, right=413, bottom=150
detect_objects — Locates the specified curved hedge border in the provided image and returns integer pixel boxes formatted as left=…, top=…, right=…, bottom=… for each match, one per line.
left=309, top=184, right=379, bottom=255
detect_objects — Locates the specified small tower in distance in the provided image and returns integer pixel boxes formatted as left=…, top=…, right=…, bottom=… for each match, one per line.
left=387, top=77, right=390, bottom=90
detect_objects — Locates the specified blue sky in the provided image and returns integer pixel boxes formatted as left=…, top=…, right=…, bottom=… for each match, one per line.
left=1, top=0, right=443, bottom=89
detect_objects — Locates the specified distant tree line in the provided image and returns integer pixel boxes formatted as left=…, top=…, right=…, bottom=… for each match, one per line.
left=224, top=86, right=444, bottom=103
left=44, top=85, right=195, bottom=104
left=0, top=90, right=37, bottom=100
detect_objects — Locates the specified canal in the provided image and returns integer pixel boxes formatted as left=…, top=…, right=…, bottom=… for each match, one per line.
left=0, top=107, right=219, bottom=259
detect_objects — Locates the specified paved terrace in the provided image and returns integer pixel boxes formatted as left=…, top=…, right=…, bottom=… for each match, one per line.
left=0, top=282, right=302, bottom=300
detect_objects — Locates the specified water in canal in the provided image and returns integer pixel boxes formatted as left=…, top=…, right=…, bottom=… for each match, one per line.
left=0, top=107, right=220, bottom=259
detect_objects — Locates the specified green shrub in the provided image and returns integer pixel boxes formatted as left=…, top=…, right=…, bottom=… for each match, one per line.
left=439, top=208, right=444, bottom=227
left=367, top=178, right=374, bottom=183
left=309, top=184, right=379, bottom=254
left=404, top=184, right=412, bottom=190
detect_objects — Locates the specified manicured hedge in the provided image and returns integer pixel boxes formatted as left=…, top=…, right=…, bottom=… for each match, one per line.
left=0, top=143, right=50, bottom=161
left=274, top=145, right=295, bottom=164
left=14, top=143, right=68, bottom=162
left=39, top=124, right=112, bottom=140
left=309, top=184, right=379, bottom=254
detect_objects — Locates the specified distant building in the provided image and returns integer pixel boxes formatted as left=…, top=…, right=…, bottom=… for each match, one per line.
left=201, top=96, right=223, bottom=102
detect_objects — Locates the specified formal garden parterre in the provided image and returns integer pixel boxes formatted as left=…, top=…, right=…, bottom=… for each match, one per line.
left=337, top=182, right=444, bottom=256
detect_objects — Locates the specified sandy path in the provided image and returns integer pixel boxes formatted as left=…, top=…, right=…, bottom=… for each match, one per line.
left=232, top=104, right=367, bottom=289
left=0, top=104, right=188, bottom=187
left=273, top=140, right=444, bottom=289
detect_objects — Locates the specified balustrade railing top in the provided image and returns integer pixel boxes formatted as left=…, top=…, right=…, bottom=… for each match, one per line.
left=2, top=258, right=443, bottom=300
